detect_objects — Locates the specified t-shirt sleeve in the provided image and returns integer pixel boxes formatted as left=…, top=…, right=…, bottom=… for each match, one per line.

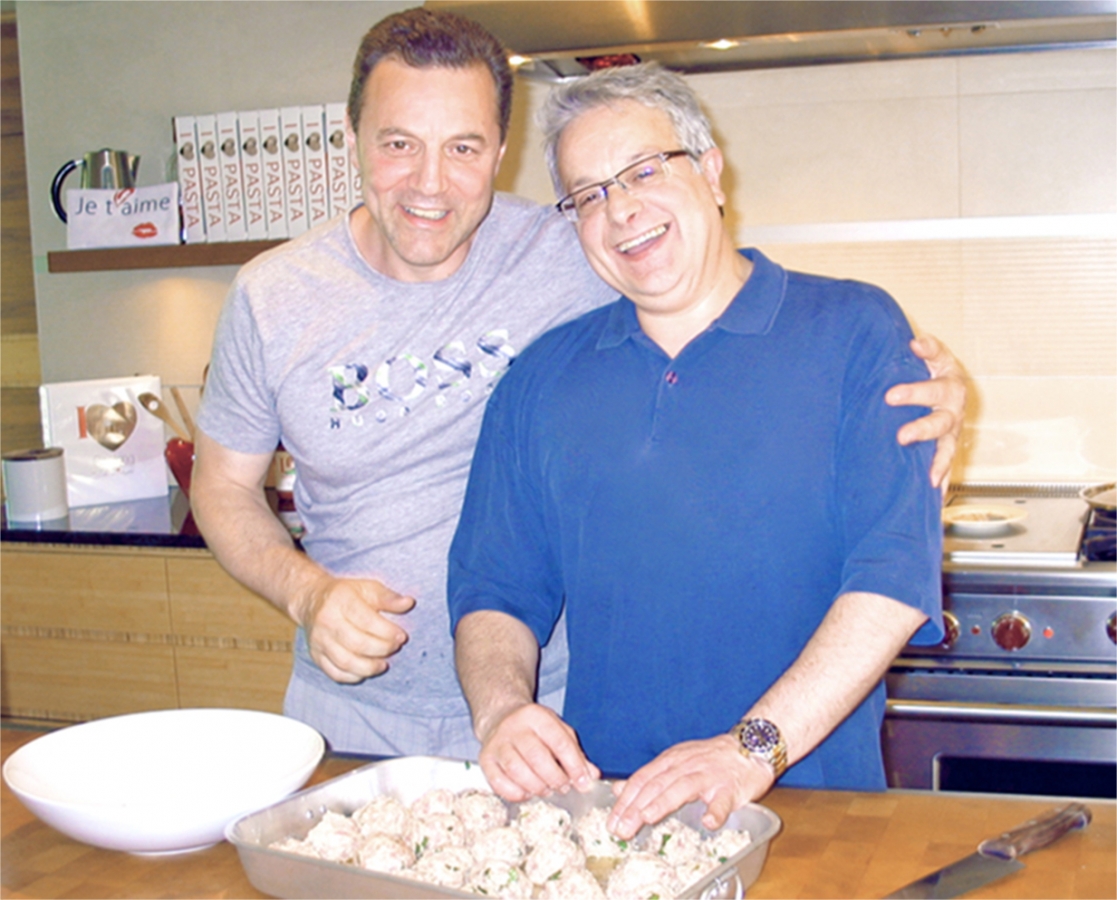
left=195, top=279, right=283, bottom=455
left=834, top=288, right=944, bottom=646
left=447, top=371, right=565, bottom=646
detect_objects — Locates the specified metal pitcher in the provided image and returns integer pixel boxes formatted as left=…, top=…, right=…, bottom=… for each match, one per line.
left=50, top=149, right=140, bottom=223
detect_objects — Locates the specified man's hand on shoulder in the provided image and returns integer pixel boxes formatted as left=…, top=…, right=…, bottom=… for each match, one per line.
left=295, top=575, right=415, bottom=683
left=607, top=734, right=774, bottom=841
left=886, top=333, right=968, bottom=488
left=477, top=702, right=601, bottom=803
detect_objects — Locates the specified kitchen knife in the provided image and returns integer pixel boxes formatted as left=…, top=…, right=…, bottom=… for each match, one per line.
left=884, top=802, right=1092, bottom=899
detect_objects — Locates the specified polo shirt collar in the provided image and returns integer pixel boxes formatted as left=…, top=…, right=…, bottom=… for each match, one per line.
left=597, top=248, right=787, bottom=351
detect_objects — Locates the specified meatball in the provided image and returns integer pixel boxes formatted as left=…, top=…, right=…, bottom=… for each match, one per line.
left=303, top=810, right=359, bottom=863
left=412, top=787, right=458, bottom=818
left=471, top=825, right=527, bottom=865
left=646, top=818, right=703, bottom=867
left=408, top=811, right=467, bottom=857
left=539, top=865, right=608, bottom=900
left=456, top=788, right=510, bottom=835
left=704, top=827, right=752, bottom=864
left=516, top=799, right=573, bottom=848
left=575, top=807, right=632, bottom=860
left=605, top=851, right=679, bottom=900
left=412, top=845, right=475, bottom=889
left=352, top=794, right=411, bottom=838
left=469, top=860, right=533, bottom=899
left=525, top=834, right=586, bottom=886
left=356, top=833, right=413, bottom=873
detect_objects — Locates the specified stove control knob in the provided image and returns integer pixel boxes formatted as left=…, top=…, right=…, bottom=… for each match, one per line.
left=940, top=611, right=961, bottom=649
left=992, top=612, right=1031, bottom=651
left=1107, top=612, right=1116, bottom=645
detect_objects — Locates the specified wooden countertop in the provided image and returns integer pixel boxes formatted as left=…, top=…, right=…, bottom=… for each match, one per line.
left=2, top=724, right=1113, bottom=899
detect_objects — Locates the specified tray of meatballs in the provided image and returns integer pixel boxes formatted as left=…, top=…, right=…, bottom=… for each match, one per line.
left=227, top=755, right=781, bottom=899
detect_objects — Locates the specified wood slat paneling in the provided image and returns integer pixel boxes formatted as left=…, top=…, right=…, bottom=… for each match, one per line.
left=174, top=647, right=290, bottom=713
left=166, top=557, right=295, bottom=643
left=1, top=546, right=296, bottom=720
left=0, top=388, right=43, bottom=453
left=0, top=550, right=172, bottom=633
left=1, top=334, right=41, bottom=387
left=1, top=11, right=41, bottom=460
left=0, top=637, right=178, bottom=721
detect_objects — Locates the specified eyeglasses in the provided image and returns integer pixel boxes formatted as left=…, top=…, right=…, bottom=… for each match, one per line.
left=556, top=150, right=695, bottom=223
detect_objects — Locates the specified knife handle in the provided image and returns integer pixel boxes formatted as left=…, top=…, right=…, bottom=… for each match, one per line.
left=978, top=803, right=1092, bottom=860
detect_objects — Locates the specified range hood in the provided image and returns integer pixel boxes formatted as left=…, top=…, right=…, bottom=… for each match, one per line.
left=425, top=1, right=1117, bottom=79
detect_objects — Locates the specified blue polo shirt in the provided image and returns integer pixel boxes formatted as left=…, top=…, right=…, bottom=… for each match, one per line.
left=448, top=249, right=942, bottom=788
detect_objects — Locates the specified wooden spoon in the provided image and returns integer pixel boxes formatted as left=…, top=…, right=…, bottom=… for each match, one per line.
left=169, top=386, right=196, bottom=441
left=137, top=392, right=190, bottom=442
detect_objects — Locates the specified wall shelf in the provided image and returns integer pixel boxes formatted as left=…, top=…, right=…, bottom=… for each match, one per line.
left=46, top=240, right=286, bottom=273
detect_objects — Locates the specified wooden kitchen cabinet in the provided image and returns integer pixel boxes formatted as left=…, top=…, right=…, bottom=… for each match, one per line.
left=0, top=544, right=294, bottom=722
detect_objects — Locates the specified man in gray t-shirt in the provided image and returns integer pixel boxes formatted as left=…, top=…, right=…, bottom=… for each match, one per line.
left=192, top=9, right=966, bottom=758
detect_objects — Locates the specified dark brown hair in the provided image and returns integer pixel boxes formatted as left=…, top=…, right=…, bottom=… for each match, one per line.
left=347, top=8, right=513, bottom=141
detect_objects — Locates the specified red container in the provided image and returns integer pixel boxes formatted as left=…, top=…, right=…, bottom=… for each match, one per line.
left=164, top=438, right=195, bottom=497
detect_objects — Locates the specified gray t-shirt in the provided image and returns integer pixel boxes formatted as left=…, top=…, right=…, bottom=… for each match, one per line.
left=198, top=193, right=615, bottom=724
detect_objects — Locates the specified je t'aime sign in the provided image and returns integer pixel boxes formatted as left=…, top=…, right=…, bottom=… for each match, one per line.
left=66, top=183, right=180, bottom=249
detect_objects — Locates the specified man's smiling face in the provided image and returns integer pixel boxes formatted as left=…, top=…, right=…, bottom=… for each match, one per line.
left=556, top=99, right=730, bottom=321
left=348, top=57, right=506, bottom=282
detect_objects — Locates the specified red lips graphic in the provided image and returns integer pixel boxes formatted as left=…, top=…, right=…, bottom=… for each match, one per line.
left=132, top=222, right=159, bottom=239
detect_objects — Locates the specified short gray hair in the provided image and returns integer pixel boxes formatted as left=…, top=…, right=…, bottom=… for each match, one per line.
left=538, top=62, right=716, bottom=197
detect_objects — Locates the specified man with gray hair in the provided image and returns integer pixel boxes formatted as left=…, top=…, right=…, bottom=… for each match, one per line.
left=450, top=62, right=944, bottom=837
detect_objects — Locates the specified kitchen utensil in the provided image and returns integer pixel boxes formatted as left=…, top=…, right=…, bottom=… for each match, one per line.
left=228, top=755, right=782, bottom=900
left=2, top=708, right=324, bottom=854
left=169, top=386, right=196, bottom=440
left=137, top=391, right=190, bottom=442
left=885, top=802, right=1092, bottom=899
left=50, top=148, right=140, bottom=223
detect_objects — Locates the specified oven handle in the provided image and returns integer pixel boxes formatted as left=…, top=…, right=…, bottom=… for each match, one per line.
left=886, top=699, right=1117, bottom=727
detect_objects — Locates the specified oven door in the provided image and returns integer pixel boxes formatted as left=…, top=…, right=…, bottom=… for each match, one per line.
left=882, top=666, right=1117, bottom=799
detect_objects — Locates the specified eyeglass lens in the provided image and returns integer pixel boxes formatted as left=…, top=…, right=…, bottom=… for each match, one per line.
left=563, top=153, right=677, bottom=220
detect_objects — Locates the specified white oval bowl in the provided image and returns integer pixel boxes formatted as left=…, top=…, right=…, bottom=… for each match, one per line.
left=942, top=503, right=1027, bottom=536
left=3, top=708, right=324, bottom=855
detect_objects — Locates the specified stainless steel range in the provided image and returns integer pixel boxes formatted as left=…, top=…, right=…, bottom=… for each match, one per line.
left=882, top=483, right=1117, bottom=799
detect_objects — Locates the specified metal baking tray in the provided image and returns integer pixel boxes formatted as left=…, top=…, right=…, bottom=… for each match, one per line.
left=227, top=755, right=781, bottom=899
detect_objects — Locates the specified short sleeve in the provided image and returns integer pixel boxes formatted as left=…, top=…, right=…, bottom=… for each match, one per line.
left=196, top=279, right=283, bottom=455
left=447, top=375, right=565, bottom=646
left=834, top=289, right=944, bottom=645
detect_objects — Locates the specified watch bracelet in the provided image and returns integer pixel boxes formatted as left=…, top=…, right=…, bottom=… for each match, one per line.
left=731, top=718, right=789, bottom=779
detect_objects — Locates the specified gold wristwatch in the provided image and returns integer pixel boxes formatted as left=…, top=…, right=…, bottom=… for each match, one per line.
left=731, top=717, right=788, bottom=779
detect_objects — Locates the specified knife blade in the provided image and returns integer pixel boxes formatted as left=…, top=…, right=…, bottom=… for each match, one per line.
left=884, top=802, right=1092, bottom=899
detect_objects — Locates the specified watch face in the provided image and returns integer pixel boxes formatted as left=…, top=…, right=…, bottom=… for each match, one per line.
left=740, top=719, right=780, bottom=753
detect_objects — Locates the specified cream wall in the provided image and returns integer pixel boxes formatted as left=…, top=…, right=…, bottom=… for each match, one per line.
left=16, top=0, right=419, bottom=415
left=507, top=48, right=1117, bottom=484
left=15, top=0, right=1116, bottom=484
